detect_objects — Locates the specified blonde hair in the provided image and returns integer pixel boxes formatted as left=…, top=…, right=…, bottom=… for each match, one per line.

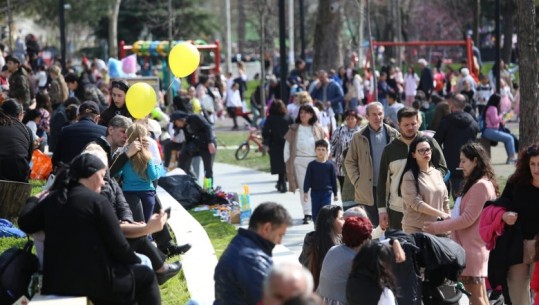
left=49, top=65, right=69, bottom=103
left=83, top=144, right=109, bottom=167
left=127, top=123, right=151, bottom=180
left=296, top=91, right=312, bottom=105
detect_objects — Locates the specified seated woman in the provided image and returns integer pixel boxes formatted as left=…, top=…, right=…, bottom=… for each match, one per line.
left=299, top=205, right=344, bottom=289
left=84, top=144, right=181, bottom=285
left=19, top=154, right=160, bottom=305
left=481, top=93, right=517, bottom=164
left=318, top=217, right=405, bottom=305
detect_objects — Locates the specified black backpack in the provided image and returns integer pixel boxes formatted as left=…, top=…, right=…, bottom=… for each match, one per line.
left=0, top=240, right=39, bottom=305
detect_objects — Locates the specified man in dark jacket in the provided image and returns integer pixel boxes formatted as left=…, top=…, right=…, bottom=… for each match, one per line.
left=171, top=111, right=216, bottom=181
left=214, top=202, right=293, bottom=305
left=417, top=59, right=434, bottom=99
left=52, top=101, right=107, bottom=166
left=49, top=97, right=80, bottom=153
left=434, top=94, right=480, bottom=198
left=6, top=55, right=31, bottom=109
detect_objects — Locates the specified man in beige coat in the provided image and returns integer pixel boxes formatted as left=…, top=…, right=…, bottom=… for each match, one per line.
left=344, top=102, right=398, bottom=226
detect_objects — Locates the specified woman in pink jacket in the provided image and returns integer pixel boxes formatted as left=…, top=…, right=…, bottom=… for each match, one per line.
left=481, top=94, right=517, bottom=163
left=424, top=142, right=499, bottom=305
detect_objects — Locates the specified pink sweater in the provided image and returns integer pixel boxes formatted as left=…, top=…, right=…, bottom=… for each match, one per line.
left=485, top=106, right=503, bottom=129
left=428, top=178, right=497, bottom=277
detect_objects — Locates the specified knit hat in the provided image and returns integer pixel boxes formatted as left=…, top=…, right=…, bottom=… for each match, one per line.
left=69, top=153, right=106, bottom=179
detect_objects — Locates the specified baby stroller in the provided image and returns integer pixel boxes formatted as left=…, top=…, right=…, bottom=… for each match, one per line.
left=384, top=230, right=470, bottom=305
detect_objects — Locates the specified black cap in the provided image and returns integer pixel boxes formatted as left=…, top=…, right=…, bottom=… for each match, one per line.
left=170, top=111, right=189, bottom=121
left=69, top=154, right=106, bottom=179
left=79, top=101, right=100, bottom=115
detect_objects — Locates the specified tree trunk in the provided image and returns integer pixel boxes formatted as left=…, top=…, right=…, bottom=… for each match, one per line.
left=473, top=0, right=480, bottom=45
left=0, top=180, right=32, bottom=220
left=502, top=0, right=516, bottom=64
left=517, top=0, right=539, bottom=148
left=313, top=0, right=344, bottom=72
left=108, top=0, right=122, bottom=58
left=237, top=0, right=246, bottom=56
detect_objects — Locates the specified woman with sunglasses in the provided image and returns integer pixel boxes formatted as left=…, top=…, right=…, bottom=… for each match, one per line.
left=99, top=79, right=132, bottom=126
left=397, top=136, right=450, bottom=233
left=423, top=142, right=498, bottom=305
left=489, top=143, right=539, bottom=305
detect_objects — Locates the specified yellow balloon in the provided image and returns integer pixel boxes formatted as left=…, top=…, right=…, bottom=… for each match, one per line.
left=126, top=82, right=157, bottom=119
left=168, top=42, right=200, bottom=78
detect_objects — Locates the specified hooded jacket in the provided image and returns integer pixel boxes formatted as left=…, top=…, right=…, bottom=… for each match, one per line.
left=434, top=111, right=479, bottom=178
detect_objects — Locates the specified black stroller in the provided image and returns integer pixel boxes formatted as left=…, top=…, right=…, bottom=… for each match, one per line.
left=385, top=230, right=470, bottom=305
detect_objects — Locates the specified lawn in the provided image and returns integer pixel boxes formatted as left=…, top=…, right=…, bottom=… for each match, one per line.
left=190, top=210, right=237, bottom=258
left=215, top=130, right=271, bottom=173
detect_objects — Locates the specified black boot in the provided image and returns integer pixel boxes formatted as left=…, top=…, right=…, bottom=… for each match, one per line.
left=278, top=181, right=287, bottom=193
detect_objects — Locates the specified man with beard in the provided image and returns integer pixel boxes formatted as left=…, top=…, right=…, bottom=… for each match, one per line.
left=377, top=107, right=448, bottom=230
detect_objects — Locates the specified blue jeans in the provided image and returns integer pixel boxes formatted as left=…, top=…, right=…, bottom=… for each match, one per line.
left=124, top=190, right=156, bottom=222
left=311, top=190, right=332, bottom=223
left=482, top=127, right=516, bottom=157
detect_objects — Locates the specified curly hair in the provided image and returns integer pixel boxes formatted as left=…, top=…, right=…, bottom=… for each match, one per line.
left=349, top=240, right=397, bottom=291
left=459, top=142, right=499, bottom=196
left=342, top=216, right=372, bottom=248
left=126, top=123, right=151, bottom=180
left=508, top=143, right=539, bottom=186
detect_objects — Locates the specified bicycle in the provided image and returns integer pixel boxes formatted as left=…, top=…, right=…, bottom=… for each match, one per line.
left=235, top=127, right=266, bottom=160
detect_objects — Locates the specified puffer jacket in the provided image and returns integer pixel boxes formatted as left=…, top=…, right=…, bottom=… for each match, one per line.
left=214, top=228, right=275, bottom=305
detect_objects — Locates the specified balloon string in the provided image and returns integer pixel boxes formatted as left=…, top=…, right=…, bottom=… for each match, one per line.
left=165, top=77, right=178, bottom=93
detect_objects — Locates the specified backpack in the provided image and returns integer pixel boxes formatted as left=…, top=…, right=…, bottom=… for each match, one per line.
left=0, top=240, right=39, bottom=305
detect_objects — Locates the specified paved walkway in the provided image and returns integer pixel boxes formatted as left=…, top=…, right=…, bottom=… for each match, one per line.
left=162, top=120, right=518, bottom=304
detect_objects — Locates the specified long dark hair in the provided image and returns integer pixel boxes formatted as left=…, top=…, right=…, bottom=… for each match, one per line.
left=0, top=99, right=22, bottom=126
left=349, top=240, right=397, bottom=291
left=307, top=205, right=342, bottom=288
left=459, top=142, right=499, bottom=196
left=398, top=136, right=432, bottom=197
left=482, top=93, right=501, bottom=120
left=508, top=143, right=539, bottom=186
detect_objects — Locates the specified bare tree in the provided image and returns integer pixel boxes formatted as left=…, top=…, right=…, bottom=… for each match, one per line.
left=517, top=0, right=539, bottom=148
left=313, top=0, right=345, bottom=71
left=502, top=0, right=517, bottom=64
left=108, top=0, right=122, bottom=57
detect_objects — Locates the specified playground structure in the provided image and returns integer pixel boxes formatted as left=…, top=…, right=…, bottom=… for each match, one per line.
left=366, top=37, right=475, bottom=75
left=119, top=39, right=221, bottom=75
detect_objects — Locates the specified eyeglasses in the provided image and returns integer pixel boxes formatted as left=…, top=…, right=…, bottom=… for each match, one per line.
left=527, top=145, right=539, bottom=156
left=416, top=148, right=432, bottom=155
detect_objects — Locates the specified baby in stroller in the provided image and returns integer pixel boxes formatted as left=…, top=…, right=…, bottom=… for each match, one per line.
left=384, top=230, right=470, bottom=305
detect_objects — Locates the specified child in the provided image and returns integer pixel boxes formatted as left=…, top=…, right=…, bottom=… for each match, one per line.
left=118, top=123, right=162, bottom=222
left=474, top=74, right=493, bottom=117
left=303, top=140, right=338, bottom=223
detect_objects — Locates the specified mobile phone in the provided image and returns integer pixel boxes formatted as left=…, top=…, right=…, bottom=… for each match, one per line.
left=164, top=207, right=171, bottom=218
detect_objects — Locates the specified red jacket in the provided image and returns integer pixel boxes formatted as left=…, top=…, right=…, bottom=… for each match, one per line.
left=479, top=205, right=506, bottom=250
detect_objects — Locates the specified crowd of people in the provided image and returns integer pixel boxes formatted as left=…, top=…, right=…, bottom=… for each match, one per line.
left=214, top=54, right=539, bottom=305
left=0, top=32, right=536, bottom=305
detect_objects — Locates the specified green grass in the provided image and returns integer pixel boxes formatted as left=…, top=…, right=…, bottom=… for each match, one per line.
left=160, top=270, right=189, bottom=305
left=215, top=130, right=271, bottom=172
left=190, top=210, right=237, bottom=258
left=30, top=180, right=45, bottom=196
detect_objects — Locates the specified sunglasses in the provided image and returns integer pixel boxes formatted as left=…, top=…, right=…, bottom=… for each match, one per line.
left=527, top=145, right=539, bottom=156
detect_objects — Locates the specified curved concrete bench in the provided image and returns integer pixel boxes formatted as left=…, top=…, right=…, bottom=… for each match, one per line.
left=156, top=186, right=217, bottom=305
